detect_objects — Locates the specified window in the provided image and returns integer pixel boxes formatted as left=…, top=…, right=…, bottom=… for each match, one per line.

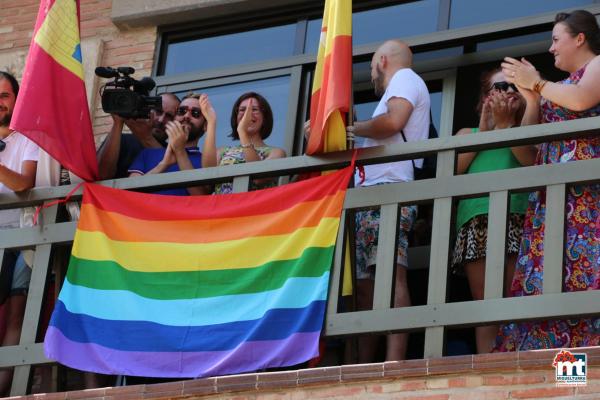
left=449, top=0, right=595, bottom=29
left=162, top=24, right=297, bottom=75
left=173, top=76, right=291, bottom=151
left=476, top=31, right=550, bottom=52
left=305, top=0, right=441, bottom=54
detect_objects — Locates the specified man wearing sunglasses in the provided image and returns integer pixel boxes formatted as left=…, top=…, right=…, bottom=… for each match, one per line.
left=127, top=93, right=210, bottom=195
left=97, top=92, right=180, bottom=180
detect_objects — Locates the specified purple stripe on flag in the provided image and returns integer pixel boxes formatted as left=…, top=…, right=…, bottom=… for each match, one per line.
left=45, top=327, right=320, bottom=378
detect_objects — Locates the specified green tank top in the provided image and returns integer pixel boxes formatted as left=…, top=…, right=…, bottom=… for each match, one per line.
left=455, top=128, right=529, bottom=232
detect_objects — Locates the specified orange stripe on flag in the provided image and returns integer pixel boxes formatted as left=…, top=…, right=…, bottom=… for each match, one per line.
left=77, top=191, right=346, bottom=244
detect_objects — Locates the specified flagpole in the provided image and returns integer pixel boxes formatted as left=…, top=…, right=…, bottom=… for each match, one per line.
left=347, top=35, right=354, bottom=151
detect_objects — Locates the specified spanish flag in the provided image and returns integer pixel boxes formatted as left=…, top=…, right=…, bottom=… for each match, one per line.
left=45, top=166, right=353, bottom=377
left=306, top=0, right=352, bottom=155
left=11, top=0, right=98, bottom=182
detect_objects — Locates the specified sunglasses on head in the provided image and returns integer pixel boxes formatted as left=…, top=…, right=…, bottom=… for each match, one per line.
left=491, top=81, right=517, bottom=92
left=176, top=106, right=202, bottom=118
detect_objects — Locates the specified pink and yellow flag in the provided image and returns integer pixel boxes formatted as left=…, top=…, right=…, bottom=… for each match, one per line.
left=306, top=0, right=352, bottom=155
left=11, top=0, right=98, bottom=182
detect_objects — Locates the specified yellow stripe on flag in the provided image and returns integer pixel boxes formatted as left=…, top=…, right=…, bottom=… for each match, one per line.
left=34, top=0, right=84, bottom=80
left=72, top=218, right=340, bottom=272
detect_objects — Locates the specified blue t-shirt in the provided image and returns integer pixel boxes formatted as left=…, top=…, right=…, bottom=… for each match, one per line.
left=128, top=147, right=202, bottom=196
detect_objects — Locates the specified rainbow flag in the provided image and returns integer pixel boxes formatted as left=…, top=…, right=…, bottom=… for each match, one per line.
left=44, top=166, right=353, bottom=377
left=306, top=0, right=352, bottom=155
left=11, top=0, right=98, bottom=182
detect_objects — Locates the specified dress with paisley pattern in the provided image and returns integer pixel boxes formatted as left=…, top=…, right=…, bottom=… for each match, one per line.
left=494, top=66, right=600, bottom=351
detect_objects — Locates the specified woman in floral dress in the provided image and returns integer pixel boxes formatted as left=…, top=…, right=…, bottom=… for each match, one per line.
left=495, top=10, right=600, bottom=351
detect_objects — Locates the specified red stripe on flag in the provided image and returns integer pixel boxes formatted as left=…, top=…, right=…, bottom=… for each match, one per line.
left=82, top=165, right=353, bottom=221
left=307, top=35, right=352, bottom=155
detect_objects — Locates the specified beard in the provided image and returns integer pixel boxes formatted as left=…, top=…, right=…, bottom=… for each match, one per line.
left=0, top=110, right=12, bottom=127
left=151, top=125, right=168, bottom=144
left=372, top=65, right=385, bottom=98
left=182, top=122, right=205, bottom=143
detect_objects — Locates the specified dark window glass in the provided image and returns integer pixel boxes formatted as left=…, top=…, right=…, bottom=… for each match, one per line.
left=174, top=76, right=291, bottom=150
left=414, top=47, right=463, bottom=62
left=163, top=24, right=296, bottom=75
left=305, top=0, right=440, bottom=54
left=449, top=0, right=594, bottom=29
left=477, top=31, right=550, bottom=52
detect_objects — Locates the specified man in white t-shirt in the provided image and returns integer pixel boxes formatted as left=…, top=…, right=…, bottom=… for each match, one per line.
left=0, top=71, right=39, bottom=396
left=347, top=40, right=430, bottom=362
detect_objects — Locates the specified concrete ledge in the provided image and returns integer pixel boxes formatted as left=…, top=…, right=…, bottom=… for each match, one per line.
left=9, top=346, right=600, bottom=399
left=111, top=0, right=317, bottom=29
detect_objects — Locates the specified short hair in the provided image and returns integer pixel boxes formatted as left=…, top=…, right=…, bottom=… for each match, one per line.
left=182, top=92, right=201, bottom=101
left=476, top=67, right=501, bottom=115
left=161, top=92, right=180, bottom=104
left=0, top=71, right=19, bottom=98
left=555, top=10, right=600, bottom=55
left=229, top=92, right=274, bottom=140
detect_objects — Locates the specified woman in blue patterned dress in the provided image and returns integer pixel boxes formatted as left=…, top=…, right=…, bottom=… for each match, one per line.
left=495, top=10, right=600, bottom=351
left=202, top=92, right=286, bottom=194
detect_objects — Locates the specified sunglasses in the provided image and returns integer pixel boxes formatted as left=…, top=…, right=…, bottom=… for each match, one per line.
left=491, top=81, right=517, bottom=92
left=176, top=106, right=202, bottom=118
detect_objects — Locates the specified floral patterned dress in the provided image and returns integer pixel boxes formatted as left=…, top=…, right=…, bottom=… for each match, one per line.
left=494, top=66, right=600, bottom=351
left=214, top=145, right=277, bottom=194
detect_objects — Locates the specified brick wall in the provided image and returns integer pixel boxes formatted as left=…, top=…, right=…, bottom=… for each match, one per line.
left=0, top=0, right=158, bottom=144
left=10, top=347, right=600, bottom=400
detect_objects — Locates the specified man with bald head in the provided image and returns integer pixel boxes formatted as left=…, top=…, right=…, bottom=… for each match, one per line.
left=348, top=40, right=431, bottom=362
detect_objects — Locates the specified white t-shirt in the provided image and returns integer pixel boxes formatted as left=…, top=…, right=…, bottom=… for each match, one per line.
left=357, top=68, right=430, bottom=186
left=0, top=131, right=39, bottom=229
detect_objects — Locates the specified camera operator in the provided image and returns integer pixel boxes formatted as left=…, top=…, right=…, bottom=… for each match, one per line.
left=97, top=92, right=180, bottom=180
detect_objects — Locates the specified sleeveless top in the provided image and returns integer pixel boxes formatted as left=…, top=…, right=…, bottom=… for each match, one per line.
left=214, top=145, right=277, bottom=194
left=455, top=128, right=529, bottom=231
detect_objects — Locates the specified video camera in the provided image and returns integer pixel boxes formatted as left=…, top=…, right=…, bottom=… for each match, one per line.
left=95, top=66, right=162, bottom=119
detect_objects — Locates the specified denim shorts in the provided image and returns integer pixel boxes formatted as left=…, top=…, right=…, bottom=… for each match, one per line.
left=355, top=205, right=417, bottom=279
left=10, top=252, right=30, bottom=296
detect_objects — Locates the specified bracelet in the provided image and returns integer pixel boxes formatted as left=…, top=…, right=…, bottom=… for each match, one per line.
left=533, top=79, right=548, bottom=94
left=240, top=143, right=254, bottom=149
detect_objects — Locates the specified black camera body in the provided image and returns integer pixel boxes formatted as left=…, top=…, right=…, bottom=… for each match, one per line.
left=96, top=66, right=162, bottom=119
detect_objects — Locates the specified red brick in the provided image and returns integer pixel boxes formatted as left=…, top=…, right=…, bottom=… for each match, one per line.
left=307, top=385, right=365, bottom=398
left=297, top=366, right=340, bottom=386
left=510, top=386, right=575, bottom=399
left=65, top=388, right=106, bottom=399
left=482, top=373, right=545, bottom=386
left=401, top=380, right=428, bottom=391
left=473, top=351, right=518, bottom=372
left=341, top=362, right=383, bottom=381
left=399, top=395, right=449, bottom=400
left=110, top=43, right=155, bottom=57
left=518, top=348, right=557, bottom=370
left=182, top=377, right=216, bottom=396
left=428, top=354, right=473, bottom=375
left=256, top=370, right=298, bottom=390
left=384, top=359, right=428, bottom=378
left=577, top=383, right=600, bottom=394
left=448, top=391, right=508, bottom=400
